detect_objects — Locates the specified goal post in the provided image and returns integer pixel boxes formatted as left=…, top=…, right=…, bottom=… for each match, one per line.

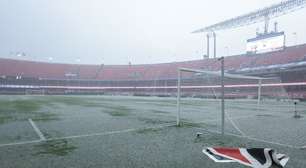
left=176, top=67, right=269, bottom=135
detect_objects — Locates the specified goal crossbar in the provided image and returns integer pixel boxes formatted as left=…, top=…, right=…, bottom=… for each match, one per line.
left=179, top=68, right=269, bottom=80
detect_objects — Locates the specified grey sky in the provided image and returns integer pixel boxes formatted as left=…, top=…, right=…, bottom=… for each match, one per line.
left=0, top=0, right=306, bottom=65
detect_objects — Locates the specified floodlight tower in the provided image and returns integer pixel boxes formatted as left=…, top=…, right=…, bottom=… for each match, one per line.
left=193, top=0, right=306, bottom=58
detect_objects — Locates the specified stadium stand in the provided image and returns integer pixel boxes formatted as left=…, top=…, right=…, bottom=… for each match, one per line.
left=1, top=44, right=306, bottom=98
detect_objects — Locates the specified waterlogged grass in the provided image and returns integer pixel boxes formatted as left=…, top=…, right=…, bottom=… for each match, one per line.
left=103, top=110, right=131, bottom=117
left=33, top=139, right=77, bottom=156
left=0, top=116, right=13, bottom=124
left=180, top=101, right=211, bottom=107
left=300, top=110, right=306, bottom=115
left=151, top=110, right=169, bottom=114
left=33, top=131, right=78, bottom=156
left=227, top=104, right=265, bottom=111
left=32, top=113, right=60, bottom=122
left=0, top=100, right=42, bottom=113
left=44, top=96, right=88, bottom=106
left=175, top=120, right=217, bottom=128
left=256, top=114, right=275, bottom=117
left=0, top=96, right=137, bottom=124
left=143, top=102, right=175, bottom=107
left=137, top=117, right=172, bottom=125
left=176, top=122, right=204, bottom=128
left=193, top=132, right=249, bottom=147
left=0, top=98, right=59, bottom=124
left=135, top=127, right=163, bottom=134
left=105, top=97, right=176, bottom=105
left=100, top=104, right=133, bottom=117
left=31, top=96, right=108, bottom=107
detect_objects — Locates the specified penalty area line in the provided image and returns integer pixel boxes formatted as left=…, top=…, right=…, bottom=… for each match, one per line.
left=0, top=140, right=42, bottom=148
left=191, top=114, right=255, bottom=125
left=28, top=118, right=46, bottom=141
left=195, top=127, right=300, bottom=149
left=50, top=123, right=175, bottom=141
left=225, top=112, right=247, bottom=137
left=0, top=123, right=175, bottom=148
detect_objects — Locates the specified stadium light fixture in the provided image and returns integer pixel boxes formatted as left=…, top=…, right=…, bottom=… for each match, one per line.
left=193, top=0, right=306, bottom=59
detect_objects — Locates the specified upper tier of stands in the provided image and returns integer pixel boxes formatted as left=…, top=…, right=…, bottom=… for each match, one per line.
left=1, top=44, right=306, bottom=81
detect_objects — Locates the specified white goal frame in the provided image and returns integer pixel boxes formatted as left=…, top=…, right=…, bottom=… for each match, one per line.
left=176, top=67, right=268, bottom=135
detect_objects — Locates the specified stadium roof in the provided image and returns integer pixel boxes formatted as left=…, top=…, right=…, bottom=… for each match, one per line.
left=192, top=0, right=306, bottom=33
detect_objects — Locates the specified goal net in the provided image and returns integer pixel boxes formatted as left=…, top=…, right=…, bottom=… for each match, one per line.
left=176, top=66, right=305, bottom=148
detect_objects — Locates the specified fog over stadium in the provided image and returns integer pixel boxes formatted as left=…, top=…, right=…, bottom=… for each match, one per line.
left=1, top=0, right=306, bottom=65
left=1, top=1, right=306, bottom=168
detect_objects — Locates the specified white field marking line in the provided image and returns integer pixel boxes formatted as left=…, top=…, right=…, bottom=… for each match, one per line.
left=49, top=113, right=105, bottom=120
left=195, top=127, right=300, bottom=149
left=0, top=140, right=42, bottom=148
left=184, top=114, right=252, bottom=137
left=0, top=123, right=175, bottom=148
left=191, top=114, right=255, bottom=125
left=28, top=118, right=46, bottom=141
left=50, top=123, right=175, bottom=141
left=225, top=112, right=247, bottom=137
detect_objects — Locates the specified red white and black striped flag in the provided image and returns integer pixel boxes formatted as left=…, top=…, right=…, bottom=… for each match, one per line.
left=203, top=147, right=289, bottom=168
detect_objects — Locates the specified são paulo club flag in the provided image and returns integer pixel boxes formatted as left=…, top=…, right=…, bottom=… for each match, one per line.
left=203, top=147, right=289, bottom=168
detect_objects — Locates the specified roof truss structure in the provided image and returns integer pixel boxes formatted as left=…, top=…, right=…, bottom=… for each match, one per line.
left=192, top=0, right=306, bottom=33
